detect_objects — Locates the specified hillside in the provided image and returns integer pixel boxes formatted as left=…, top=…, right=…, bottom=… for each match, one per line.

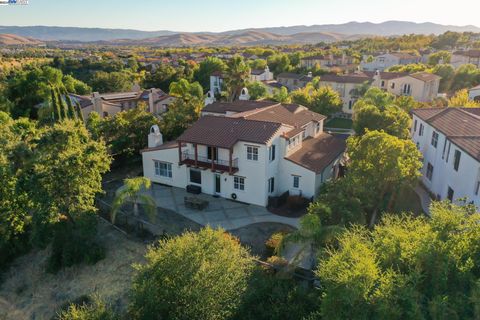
left=1, top=21, right=479, bottom=43
left=0, top=34, right=44, bottom=45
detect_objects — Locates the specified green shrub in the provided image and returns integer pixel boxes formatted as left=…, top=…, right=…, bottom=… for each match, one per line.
left=56, top=295, right=117, bottom=320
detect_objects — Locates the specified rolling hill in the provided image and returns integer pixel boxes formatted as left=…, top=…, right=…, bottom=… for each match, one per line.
left=0, top=34, right=44, bottom=45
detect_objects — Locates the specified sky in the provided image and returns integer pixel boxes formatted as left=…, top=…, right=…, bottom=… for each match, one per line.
left=0, top=0, right=479, bottom=32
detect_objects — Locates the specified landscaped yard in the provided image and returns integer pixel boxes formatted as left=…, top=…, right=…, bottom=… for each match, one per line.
left=325, top=118, right=353, bottom=129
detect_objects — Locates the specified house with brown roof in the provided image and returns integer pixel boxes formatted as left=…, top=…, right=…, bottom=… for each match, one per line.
left=300, top=53, right=356, bottom=72
left=367, top=71, right=441, bottom=102
left=451, top=50, right=480, bottom=69
left=411, top=107, right=480, bottom=208
left=360, top=52, right=420, bottom=71
left=69, top=88, right=174, bottom=119
left=141, top=101, right=346, bottom=206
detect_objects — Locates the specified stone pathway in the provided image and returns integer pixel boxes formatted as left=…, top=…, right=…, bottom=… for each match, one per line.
left=144, top=183, right=300, bottom=230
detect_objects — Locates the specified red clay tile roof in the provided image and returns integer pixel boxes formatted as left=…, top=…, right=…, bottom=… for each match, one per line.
left=319, top=74, right=372, bottom=84
left=409, top=72, right=441, bottom=82
left=202, top=100, right=280, bottom=114
left=177, top=116, right=281, bottom=148
left=453, top=50, right=480, bottom=58
left=413, top=107, right=480, bottom=161
left=363, top=71, right=409, bottom=80
left=238, top=104, right=326, bottom=127
left=277, top=72, right=304, bottom=80
left=285, top=133, right=346, bottom=173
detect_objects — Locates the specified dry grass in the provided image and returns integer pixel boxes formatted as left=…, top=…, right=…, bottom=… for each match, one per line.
left=0, top=221, right=147, bottom=320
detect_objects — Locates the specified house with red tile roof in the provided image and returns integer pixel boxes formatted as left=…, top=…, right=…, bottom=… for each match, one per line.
left=141, top=101, right=346, bottom=206
left=411, top=107, right=480, bottom=208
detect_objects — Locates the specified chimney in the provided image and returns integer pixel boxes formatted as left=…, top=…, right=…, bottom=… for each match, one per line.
left=92, top=92, right=104, bottom=117
left=148, top=125, right=163, bottom=148
left=307, top=71, right=313, bottom=78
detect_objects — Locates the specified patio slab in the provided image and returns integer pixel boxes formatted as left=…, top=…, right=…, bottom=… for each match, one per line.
left=143, top=184, right=300, bottom=230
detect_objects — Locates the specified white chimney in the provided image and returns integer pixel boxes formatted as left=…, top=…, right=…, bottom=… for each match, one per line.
left=205, top=91, right=216, bottom=106
left=307, top=71, right=313, bottom=78
left=148, top=125, right=163, bottom=148
left=239, top=87, right=250, bottom=101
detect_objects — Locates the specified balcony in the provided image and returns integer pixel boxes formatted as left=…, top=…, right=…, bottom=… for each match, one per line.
left=180, top=151, right=239, bottom=174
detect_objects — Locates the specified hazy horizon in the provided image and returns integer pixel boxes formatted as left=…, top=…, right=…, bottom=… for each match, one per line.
left=0, top=0, right=479, bottom=32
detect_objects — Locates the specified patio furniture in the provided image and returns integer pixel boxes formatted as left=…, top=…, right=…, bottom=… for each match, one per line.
left=186, top=184, right=202, bottom=194
left=184, top=196, right=209, bottom=210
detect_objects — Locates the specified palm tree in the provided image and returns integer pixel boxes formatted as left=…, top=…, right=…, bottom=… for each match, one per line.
left=224, top=55, right=251, bottom=102
left=279, top=214, right=344, bottom=269
left=111, top=177, right=157, bottom=226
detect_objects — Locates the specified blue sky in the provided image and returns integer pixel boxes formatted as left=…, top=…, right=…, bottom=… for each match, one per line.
left=0, top=0, right=478, bottom=31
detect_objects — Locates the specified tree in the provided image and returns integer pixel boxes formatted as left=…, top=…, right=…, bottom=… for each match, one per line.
left=267, top=54, right=291, bottom=76
left=169, top=78, right=203, bottom=101
left=193, top=56, right=227, bottom=90
left=448, top=89, right=480, bottom=107
left=57, top=295, right=118, bottom=320
left=111, top=177, right=156, bottom=225
left=428, top=50, right=452, bottom=65
left=317, top=201, right=480, bottom=320
left=246, top=81, right=268, bottom=100
left=90, top=71, right=135, bottom=93
left=310, top=86, right=343, bottom=116
left=347, top=131, right=422, bottom=226
left=450, top=64, right=480, bottom=92
left=433, top=63, right=455, bottom=92
left=271, top=86, right=291, bottom=103
left=63, top=74, right=91, bottom=95
left=224, top=55, right=251, bottom=102
left=129, top=227, right=255, bottom=320
left=143, top=64, right=181, bottom=92
left=353, top=104, right=411, bottom=139
left=160, top=97, right=202, bottom=140
left=28, top=120, right=111, bottom=271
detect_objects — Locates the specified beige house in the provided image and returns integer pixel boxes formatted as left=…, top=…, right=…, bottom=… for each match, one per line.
left=277, top=72, right=313, bottom=91
left=300, top=53, right=356, bottom=71
left=451, top=50, right=480, bottom=68
left=317, top=74, right=372, bottom=115
left=70, top=88, right=175, bottom=119
left=366, top=71, right=441, bottom=102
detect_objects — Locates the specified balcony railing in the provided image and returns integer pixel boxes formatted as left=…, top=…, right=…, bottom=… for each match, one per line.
left=180, top=151, right=239, bottom=174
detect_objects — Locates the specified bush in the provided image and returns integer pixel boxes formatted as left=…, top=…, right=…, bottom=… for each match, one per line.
left=56, top=294, right=117, bottom=320
left=129, top=227, right=255, bottom=320
left=265, top=232, right=287, bottom=257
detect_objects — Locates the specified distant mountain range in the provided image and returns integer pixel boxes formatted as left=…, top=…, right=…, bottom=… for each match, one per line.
left=0, top=21, right=479, bottom=46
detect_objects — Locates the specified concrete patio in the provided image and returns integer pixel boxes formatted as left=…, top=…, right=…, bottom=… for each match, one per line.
left=143, top=183, right=300, bottom=231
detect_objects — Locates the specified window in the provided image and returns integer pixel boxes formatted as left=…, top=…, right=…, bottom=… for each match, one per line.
left=453, top=150, right=461, bottom=171
left=391, top=82, right=395, bottom=89
left=190, top=169, right=202, bottom=184
left=381, top=80, right=385, bottom=87
left=316, top=122, right=321, bottom=133
left=154, top=161, right=172, bottom=178
left=442, top=139, right=447, bottom=159
left=431, top=131, right=439, bottom=148
left=402, top=83, right=411, bottom=94
left=475, top=181, right=480, bottom=196
left=268, top=177, right=275, bottom=193
left=302, top=130, right=306, bottom=139
left=269, top=145, right=276, bottom=162
left=246, top=146, right=259, bottom=161
left=414, top=119, right=417, bottom=132
left=446, top=142, right=451, bottom=163
left=293, top=176, right=300, bottom=188
left=426, top=163, right=434, bottom=181
left=419, top=124, right=424, bottom=136
left=207, top=146, right=218, bottom=161
left=234, top=176, right=245, bottom=191
left=349, top=100, right=353, bottom=110
left=447, top=187, right=454, bottom=202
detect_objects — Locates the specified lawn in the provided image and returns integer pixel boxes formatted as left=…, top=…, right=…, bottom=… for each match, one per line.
left=325, top=118, right=353, bottom=129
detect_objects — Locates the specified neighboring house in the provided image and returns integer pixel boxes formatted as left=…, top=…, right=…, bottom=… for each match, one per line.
left=366, top=71, right=441, bottom=102
left=277, top=72, right=313, bottom=91
left=317, top=74, right=372, bottom=116
left=250, top=66, right=274, bottom=82
left=69, top=88, right=174, bottom=119
left=300, top=54, right=356, bottom=72
left=469, top=85, right=480, bottom=102
left=360, top=52, right=420, bottom=71
left=141, top=101, right=346, bottom=207
left=451, top=50, right=480, bottom=68
left=210, top=66, right=273, bottom=95
left=411, top=108, right=480, bottom=208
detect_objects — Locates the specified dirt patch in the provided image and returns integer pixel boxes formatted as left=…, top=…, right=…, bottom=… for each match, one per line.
left=0, top=221, right=146, bottom=320
left=231, top=223, right=295, bottom=259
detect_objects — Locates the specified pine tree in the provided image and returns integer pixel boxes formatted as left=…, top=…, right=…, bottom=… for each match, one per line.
left=56, top=88, right=68, bottom=120
left=51, top=87, right=61, bottom=122
left=64, top=90, right=77, bottom=120
left=75, top=101, right=85, bottom=122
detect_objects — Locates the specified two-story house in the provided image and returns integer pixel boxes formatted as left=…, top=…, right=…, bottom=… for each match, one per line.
left=451, top=50, right=480, bottom=68
left=360, top=52, right=420, bottom=71
left=300, top=54, right=356, bottom=72
left=210, top=66, right=274, bottom=96
left=366, top=71, right=441, bottom=102
left=250, top=66, right=274, bottom=82
left=276, top=72, right=313, bottom=91
left=317, top=74, right=372, bottom=116
left=141, top=101, right=346, bottom=207
left=411, top=107, right=480, bottom=208
left=69, top=88, right=174, bottom=119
